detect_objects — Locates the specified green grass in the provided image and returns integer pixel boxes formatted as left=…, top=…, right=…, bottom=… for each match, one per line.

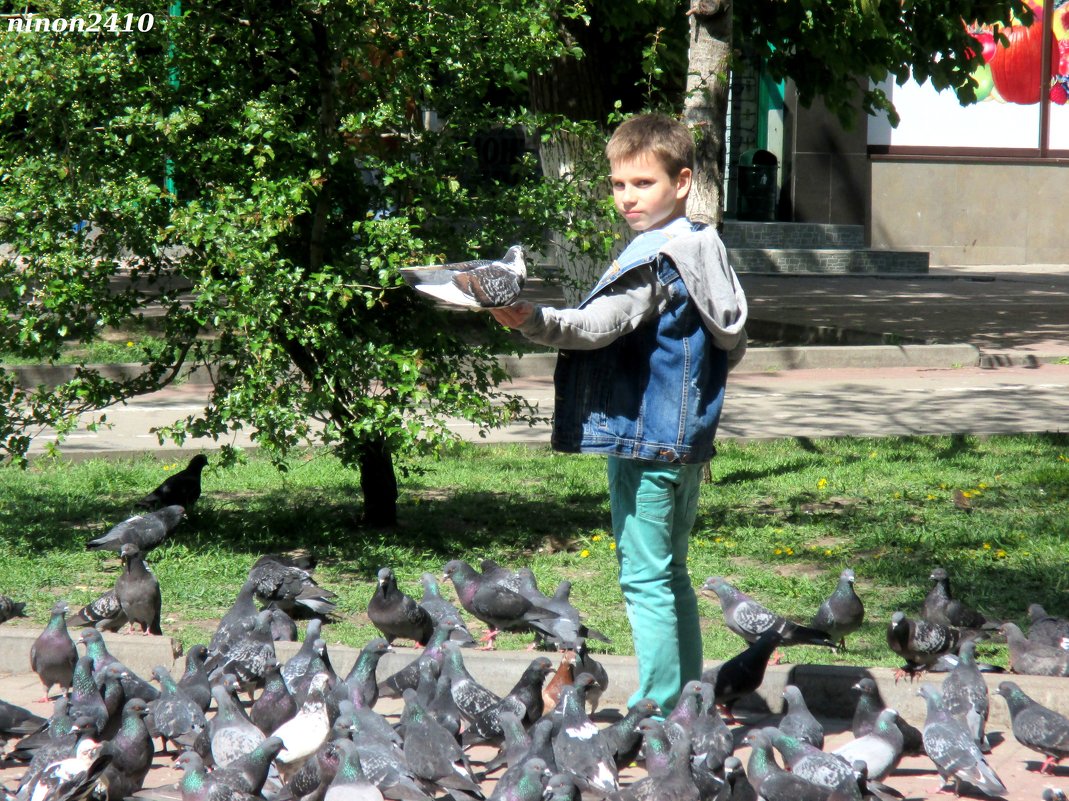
left=2, top=434, right=1067, bottom=671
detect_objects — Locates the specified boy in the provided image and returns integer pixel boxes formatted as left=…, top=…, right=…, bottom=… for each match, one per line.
left=491, top=113, right=747, bottom=712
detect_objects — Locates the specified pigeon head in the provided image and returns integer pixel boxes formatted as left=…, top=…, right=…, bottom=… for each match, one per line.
left=50, top=599, right=71, bottom=616
left=376, top=566, right=394, bottom=586
left=120, top=542, right=141, bottom=561
left=929, top=567, right=949, bottom=583
left=841, top=568, right=856, bottom=583
left=189, top=454, right=209, bottom=471
left=123, top=697, right=151, bottom=717
left=852, top=677, right=877, bottom=695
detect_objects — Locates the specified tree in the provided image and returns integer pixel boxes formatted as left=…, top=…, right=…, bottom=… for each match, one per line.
left=0, top=0, right=582, bottom=525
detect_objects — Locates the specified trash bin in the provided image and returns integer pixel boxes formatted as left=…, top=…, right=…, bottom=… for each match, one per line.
left=736, top=148, right=778, bottom=222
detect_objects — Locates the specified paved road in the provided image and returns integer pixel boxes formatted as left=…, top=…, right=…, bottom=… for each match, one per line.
left=24, top=360, right=1069, bottom=458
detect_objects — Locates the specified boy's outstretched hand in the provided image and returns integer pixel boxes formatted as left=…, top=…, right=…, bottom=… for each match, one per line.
left=490, top=301, right=534, bottom=329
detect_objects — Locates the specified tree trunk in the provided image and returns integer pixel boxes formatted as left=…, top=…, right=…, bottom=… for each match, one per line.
left=529, top=18, right=612, bottom=305
left=358, top=436, right=398, bottom=527
left=683, top=0, right=733, bottom=227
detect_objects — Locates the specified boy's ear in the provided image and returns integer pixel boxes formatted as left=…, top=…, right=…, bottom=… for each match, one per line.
left=675, top=167, right=693, bottom=198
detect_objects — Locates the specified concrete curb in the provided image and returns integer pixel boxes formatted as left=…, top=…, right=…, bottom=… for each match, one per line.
left=4, top=628, right=1065, bottom=728
left=7, top=363, right=216, bottom=390
left=499, top=342, right=984, bottom=378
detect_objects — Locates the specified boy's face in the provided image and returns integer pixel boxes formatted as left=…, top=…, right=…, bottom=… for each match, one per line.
left=609, top=153, right=692, bottom=232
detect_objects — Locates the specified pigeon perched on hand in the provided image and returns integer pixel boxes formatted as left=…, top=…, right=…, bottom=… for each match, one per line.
left=996, top=680, right=1069, bottom=774
left=811, top=567, right=865, bottom=651
left=701, top=576, right=836, bottom=651
left=136, top=454, right=208, bottom=510
left=85, top=505, right=185, bottom=554
left=401, top=244, right=527, bottom=308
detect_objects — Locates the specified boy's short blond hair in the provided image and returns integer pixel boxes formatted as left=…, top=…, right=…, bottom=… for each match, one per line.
left=605, top=113, right=694, bottom=178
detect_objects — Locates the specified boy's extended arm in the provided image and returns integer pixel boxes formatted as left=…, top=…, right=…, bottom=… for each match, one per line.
left=509, top=267, right=663, bottom=351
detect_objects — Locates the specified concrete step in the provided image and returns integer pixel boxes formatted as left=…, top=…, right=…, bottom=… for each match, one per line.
left=730, top=247, right=930, bottom=275
left=722, top=221, right=866, bottom=250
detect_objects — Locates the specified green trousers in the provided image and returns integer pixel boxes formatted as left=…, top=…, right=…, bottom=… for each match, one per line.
left=608, top=456, right=704, bottom=714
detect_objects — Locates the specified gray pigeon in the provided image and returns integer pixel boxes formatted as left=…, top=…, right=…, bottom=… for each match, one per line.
left=941, top=637, right=991, bottom=752
left=267, top=603, right=299, bottom=641
left=851, top=677, right=923, bottom=756
left=30, top=600, right=78, bottom=702
left=136, top=453, right=207, bottom=510
left=282, top=737, right=342, bottom=801
left=211, top=609, right=277, bottom=690
left=441, top=640, right=502, bottom=724
left=692, top=682, right=733, bottom=773
left=0, top=594, right=27, bottom=624
left=210, top=681, right=266, bottom=767
left=923, top=567, right=996, bottom=630
left=401, top=244, right=527, bottom=308
left=176, top=750, right=256, bottom=801
left=115, top=542, right=163, bottom=635
left=886, top=611, right=962, bottom=679
left=248, top=554, right=337, bottom=618
left=744, top=729, right=835, bottom=801
left=1000, top=622, right=1069, bottom=676
left=376, top=618, right=458, bottom=699
left=177, top=644, right=212, bottom=712
left=0, top=698, right=46, bottom=740
left=701, top=627, right=783, bottom=723
left=780, top=684, right=825, bottom=749
left=550, top=681, right=618, bottom=796
left=489, top=756, right=549, bottom=801
left=918, top=684, right=1006, bottom=797
left=99, top=696, right=154, bottom=800
left=600, top=698, right=660, bottom=771
left=462, top=655, right=551, bottom=747
left=282, top=618, right=325, bottom=692
left=66, top=655, right=109, bottom=735
left=573, top=641, right=609, bottom=714
left=833, top=708, right=904, bottom=781
left=77, top=627, right=160, bottom=702
left=1027, top=603, right=1069, bottom=648
left=811, top=568, right=865, bottom=651
left=68, top=589, right=127, bottom=632
left=618, top=726, right=700, bottom=801
left=399, top=688, right=482, bottom=795
left=85, top=505, right=185, bottom=553
left=720, top=755, right=759, bottom=801
left=417, top=571, right=477, bottom=647
left=20, top=736, right=115, bottom=801
left=208, top=579, right=260, bottom=666
left=149, top=664, right=208, bottom=754
left=367, top=567, right=433, bottom=645
left=323, top=739, right=385, bottom=801
left=514, top=572, right=611, bottom=649
left=996, top=680, right=1069, bottom=775
left=213, top=735, right=285, bottom=796
left=701, top=576, right=836, bottom=650
left=763, top=726, right=861, bottom=799
left=251, top=657, right=297, bottom=734
left=442, top=558, right=560, bottom=649
left=340, top=637, right=391, bottom=709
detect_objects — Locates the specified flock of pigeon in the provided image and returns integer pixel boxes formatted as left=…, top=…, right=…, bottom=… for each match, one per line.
left=1, top=456, right=1069, bottom=801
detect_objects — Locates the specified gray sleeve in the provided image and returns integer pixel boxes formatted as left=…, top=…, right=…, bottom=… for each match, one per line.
left=517, top=267, right=663, bottom=350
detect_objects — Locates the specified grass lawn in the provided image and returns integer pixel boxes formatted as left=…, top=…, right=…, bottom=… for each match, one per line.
left=1, top=434, right=1067, bottom=671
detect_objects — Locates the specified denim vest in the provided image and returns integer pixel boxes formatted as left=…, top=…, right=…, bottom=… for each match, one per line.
left=551, top=225, right=729, bottom=464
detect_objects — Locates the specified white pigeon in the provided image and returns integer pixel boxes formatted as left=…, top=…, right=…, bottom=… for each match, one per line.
left=272, top=672, right=331, bottom=775
left=400, top=245, right=526, bottom=308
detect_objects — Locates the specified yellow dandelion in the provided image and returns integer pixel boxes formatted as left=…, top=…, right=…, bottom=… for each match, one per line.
left=609, top=542, right=616, bottom=551
left=996, top=549, right=1007, bottom=558
left=962, top=490, right=973, bottom=498
left=982, top=542, right=991, bottom=550
left=817, top=478, right=828, bottom=490
left=714, top=536, right=724, bottom=544
left=869, top=451, right=878, bottom=459
left=824, top=549, right=833, bottom=556
left=125, top=341, right=134, bottom=348
left=774, top=548, right=783, bottom=556
left=939, top=482, right=948, bottom=490
left=591, top=534, right=602, bottom=542
left=580, top=549, right=590, bottom=558
left=926, top=494, right=937, bottom=501
left=978, top=482, right=989, bottom=489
